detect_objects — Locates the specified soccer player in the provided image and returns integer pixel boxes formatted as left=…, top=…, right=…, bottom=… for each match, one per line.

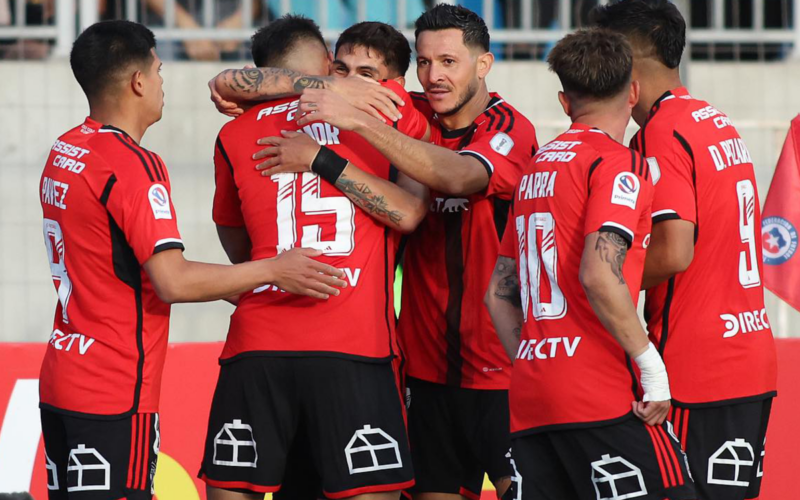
left=198, top=16, right=429, bottom=500
left=485, top=28, right=695, bottom=500
left=592, top=2, right=778, bottom=499
left=39, top=20, right=345, bottom=500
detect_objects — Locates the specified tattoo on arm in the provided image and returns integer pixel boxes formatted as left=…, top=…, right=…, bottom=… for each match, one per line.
left=493, top=256, right=522, bottom=308
left=335, top=171, right=406, bottom=225
left=594, top=231, right=628, bottom=284
left=222, top=68, right=330, bottom=99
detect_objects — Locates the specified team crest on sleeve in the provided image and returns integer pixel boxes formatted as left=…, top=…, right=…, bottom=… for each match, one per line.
left=148, top=184, right=172, bottom=220
left=645, top=157, right=661, bottom=185
left=611, top=173, right=640, bottom=210
left=761, top=216, right=798, bottom=265
left=490, top=132, right=515, bottom=156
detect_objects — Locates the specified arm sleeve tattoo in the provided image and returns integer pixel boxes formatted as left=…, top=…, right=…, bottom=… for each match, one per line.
left=493, top=256, right=522, bottom=308
left=221, top=68, right=330, bottom=100
left=594, top=231, right=628, bottom=284
left=334, top=170, right=406, bottom=225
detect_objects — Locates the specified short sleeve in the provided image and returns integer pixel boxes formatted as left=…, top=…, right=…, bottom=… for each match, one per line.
left=459, top=103, right=538, bottom=199
left=381, top=80, right=429, bottom=141
left=641, top=127, right=697, bottom=225
left=104, top=171, right=184, bottom=265
left=584, top=149, right=654, bottom=247
left=212, top=136, right=245, bottom=227
left=498, top=203, right=517, bottom=258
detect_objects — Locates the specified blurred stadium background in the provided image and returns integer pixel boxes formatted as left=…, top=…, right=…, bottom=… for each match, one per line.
left=1, top=0, right=799, bottom=344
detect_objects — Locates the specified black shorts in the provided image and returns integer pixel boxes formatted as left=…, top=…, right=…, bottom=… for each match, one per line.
left=505, top=416, right=695, bottom=500
left=669, top=398, right=772, bottom=500
left=41, top=409, right=159, bottom=500
left=198, top=357, right=414, bottom=499
left=406, top=376, right=513, bottom=500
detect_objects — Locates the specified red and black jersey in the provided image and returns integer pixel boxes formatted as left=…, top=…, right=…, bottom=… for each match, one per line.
left=499, top=125, right=654, bottom=435
left=213, top=80, right=428, bottom=362
left=399, top=93, right=537, bottom=390
left=631, top=87, right=777, bottom=407
left=39, top=117, right=184, bottom=418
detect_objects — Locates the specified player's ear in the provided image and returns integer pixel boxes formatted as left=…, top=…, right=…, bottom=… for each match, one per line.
left=393, top=76, right=406, bottom=88
left=131, top=70, right=146, bottom=98
left=629, top=80, right=641, bottom=110
left=477, top=51, right=494, bottom=80
left=558, top=91, right=571, bottom=117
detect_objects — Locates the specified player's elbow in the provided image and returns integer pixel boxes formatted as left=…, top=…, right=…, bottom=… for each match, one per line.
left=579, top=264, right=608, bottom=299
left=152, top=280, right=184, bottom=304
left=396, top=201, right=427, bottom=234
left=666, top=244, right=694, bottom=274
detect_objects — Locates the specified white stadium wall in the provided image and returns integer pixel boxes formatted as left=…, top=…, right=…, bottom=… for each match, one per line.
left=1, top=59, right=798, bottom=343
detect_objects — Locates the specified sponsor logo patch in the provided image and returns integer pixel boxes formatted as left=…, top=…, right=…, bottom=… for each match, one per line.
left=148, top=184, right=172, bottom=220
left=490, top=132, right=514, bottom=156
left=611, top=172, right=640, bottom=209
left=761, top=216, right=798, bottom=265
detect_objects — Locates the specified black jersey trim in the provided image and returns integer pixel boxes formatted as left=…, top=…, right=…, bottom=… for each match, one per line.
left=629, top=149, right=637, bottom=173
left=112, top=133, right=154, bottom=182
left=459, top=150, right=494, bottom=178
left=497, top=102, right=516, bottom=133
left=410, top=92, right=428, bottom=102
left=492, top=106, right=507, bottom=132
left=673, top=130, right=700, bottom=243
left=599, top=224, right=633, bottom=248
left=586, top=157, right=603, bottom=190
left=672, top=391, right=777, bottom=409
left=440, top=124, right=475, bottom=139
left=99, top=174, right=117, bottom=206
left=39, top=403, right=135, bottom=421
left=510, top=411, right=635, bottom=438
left=153, top=241, right=185, bottom=254
left=653, top=212, right=682, bottom=224
left=383, top=227, right=395, bottom=358
left=658, top=277, right=676, bottom=355
left=493, top=198, right=511, bottom=241
left=142, top=148, right=163, bottom=182
left=218, top=351, right=394, bottom=365
left=154, top=155, right=167, bottom=181
left=638, top=91, right=671, bottom=157
left=443, top=210, right=466, bottom=387
left=486, top=109, right=497, bottom=131
left=626, top=355, right=640, bottom=400
left=216, top=136, right=236, bottom=179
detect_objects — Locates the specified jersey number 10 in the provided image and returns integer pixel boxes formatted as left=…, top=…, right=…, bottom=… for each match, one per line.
left=515, top=212, right=567, bottom=322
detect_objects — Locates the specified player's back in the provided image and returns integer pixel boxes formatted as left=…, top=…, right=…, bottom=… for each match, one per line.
left=503, top=126, right=654, bottom=435
left=39, top=118, right=183, bottom=417
left=632, top=88, right=777, bottom=405
left=214, top=96, right=406, bottom=362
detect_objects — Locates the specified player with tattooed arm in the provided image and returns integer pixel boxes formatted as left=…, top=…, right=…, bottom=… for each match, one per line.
left=486, top=29, right=695, bottom=500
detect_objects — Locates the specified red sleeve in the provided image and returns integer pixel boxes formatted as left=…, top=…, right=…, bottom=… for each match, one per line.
left=584, top=149, right=654, bottom=247
left=212, top=136, right=245, bottom=227
left=105, top=166, right=184, bottom=265
left=498, top=203, right=517, bottom=258
left=381, top=80, right=429, bottom=140
left=644, top=126, right=697, bottom=224
left=459, top=104, right=538, bottom=199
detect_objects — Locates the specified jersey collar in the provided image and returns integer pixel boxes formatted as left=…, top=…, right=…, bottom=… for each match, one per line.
left=436, top=93, right=504, bottom=139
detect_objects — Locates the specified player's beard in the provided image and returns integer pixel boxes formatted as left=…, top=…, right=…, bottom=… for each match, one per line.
left=437, top=78, right=479, bottom=117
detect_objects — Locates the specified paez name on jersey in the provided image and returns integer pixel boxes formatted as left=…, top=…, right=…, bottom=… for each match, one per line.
left=515, top=336, right=581, bottom=361
left=42, top=177, right=69, bottom=210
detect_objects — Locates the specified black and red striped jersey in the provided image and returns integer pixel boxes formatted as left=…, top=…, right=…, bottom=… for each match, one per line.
left=399, top=93, right=537, bottom=390
left=39, top=117, right=184, bottom=418
left=499, top=125, right=654, bottom=434
left=631, top=87, right=777, bottom=407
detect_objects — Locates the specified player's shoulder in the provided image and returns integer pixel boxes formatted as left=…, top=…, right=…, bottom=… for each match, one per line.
left=408, top=90, right=434, bottom=119
left=88, top=126, right=168, bottom=187
left=223, top=96, right=300, bottom=137
left=478, top=95, right=535, bottom=135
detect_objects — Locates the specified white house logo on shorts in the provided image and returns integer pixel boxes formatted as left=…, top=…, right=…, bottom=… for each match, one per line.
left=761, top=216, right=797, bottom=265
left=344, top=425, right=403, bottom=475
left=611, top=173, right=640, bottom=210
left=45, top=450, right=59, bottom=491
left=490, top=132, right=515, bottom=156
left=506, top=448, right=522, bottom=500
left=708, top=438, right=755, bottom=487
left=213, top=419, right=258, bottom=468
left=66, top=444, right=111, bottom=492
left=148, top=184, right=172, bottom=220
left=590, top=454, right=647, bottom=500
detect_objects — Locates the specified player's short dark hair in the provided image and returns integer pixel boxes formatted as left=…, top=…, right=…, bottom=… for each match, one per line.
left=547, top=28, right=633, bottom=100
left=251, top=14, right=326, bottom=67
left=335, top=22, right=412, bottom=77
left=70, top=20, right=155, bottom=101
left=590, top=0, right=685, bottom=69
left=414, top=4, right=490, bottom=52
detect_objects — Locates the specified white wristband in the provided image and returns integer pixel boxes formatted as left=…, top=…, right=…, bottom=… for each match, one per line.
left=634, top=342, right=671, bottom=402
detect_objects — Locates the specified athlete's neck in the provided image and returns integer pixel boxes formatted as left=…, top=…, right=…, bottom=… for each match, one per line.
left=570, top=107, right=630, bottom=144
left=89, top=99, right=149, bottom=144
left=438, top=84, right=492, bottom=131
left=632, top=60, right=683, bottom=126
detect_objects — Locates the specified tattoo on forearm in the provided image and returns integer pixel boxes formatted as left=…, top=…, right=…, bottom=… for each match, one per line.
left=222, top=68, right=329, bottom=99
left=335, top=172, right=405, bottom=225
left=595, top=231, right=628, bottom=284
left=494, top=257, right=522, bottom=308
left=512, top=327, right=521, bottom=343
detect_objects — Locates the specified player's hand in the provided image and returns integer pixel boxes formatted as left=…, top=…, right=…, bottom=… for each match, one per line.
left=266, top=248, right=347, bottom=300
left=327, top=76, right=404, bottom=122
left=296, top=89, right=378, bottom=130
left=632, top=400, right=671, bottom=426
left=209, top=64, right=255, bottom=117
left=254, top=130, right=321, bottom=176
